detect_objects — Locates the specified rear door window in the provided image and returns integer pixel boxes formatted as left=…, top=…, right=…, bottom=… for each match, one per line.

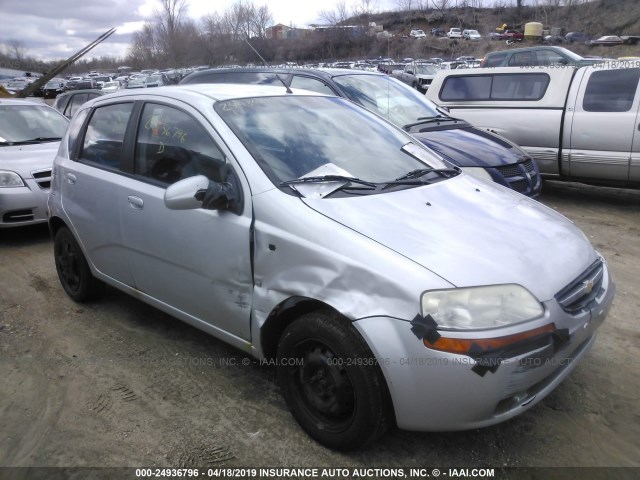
left=535, top=49, right=567, bottom=66
left=290, top=76, right=335, bottom=95
left=483, top=52, right=508, bottom=67
left=508, top=51, right=534, bottom=67
left=65, top=93, right=88, bottom=117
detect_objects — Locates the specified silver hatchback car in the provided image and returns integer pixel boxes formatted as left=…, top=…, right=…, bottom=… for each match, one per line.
left=49, top=85, right=615, bottom=450
left=1, top=98, right=69, bottom=227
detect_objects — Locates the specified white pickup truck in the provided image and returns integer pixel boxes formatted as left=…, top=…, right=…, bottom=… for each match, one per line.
left=394, top=63, right=439, bottom=92
left=426, top=64, right=640, bottom=188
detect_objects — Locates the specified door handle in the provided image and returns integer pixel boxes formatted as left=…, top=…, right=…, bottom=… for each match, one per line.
left=66, top=173, right=77, bottom=184
left=127, top=195, right=144, bottom=210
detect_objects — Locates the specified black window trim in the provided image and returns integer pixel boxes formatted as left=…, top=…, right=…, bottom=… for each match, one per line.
left=76, top=101, right=136, bottom=173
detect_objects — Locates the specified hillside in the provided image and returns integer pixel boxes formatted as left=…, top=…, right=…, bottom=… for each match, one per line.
left=352, top=0, right=640, bottom=61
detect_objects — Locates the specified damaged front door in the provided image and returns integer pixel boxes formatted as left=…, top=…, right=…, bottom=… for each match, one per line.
left=120, top=101, right=253, bottom=340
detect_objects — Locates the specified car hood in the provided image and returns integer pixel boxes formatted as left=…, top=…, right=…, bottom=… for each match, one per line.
left=301, top=175, right=596, bottom=302
left=412, top=125, right=527, bottom=167
left=0, top=141, right=59, bottom=178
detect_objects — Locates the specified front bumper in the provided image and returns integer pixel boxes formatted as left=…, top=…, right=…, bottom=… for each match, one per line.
left=354, top=260, right=615, bottom=431
left=0, top=179, right=50, bottom=228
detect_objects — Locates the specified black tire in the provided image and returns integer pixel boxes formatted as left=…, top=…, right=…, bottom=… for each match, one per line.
left=54, top=227, right=103, bottom=302
left=277, top=311, right=392, bottom=451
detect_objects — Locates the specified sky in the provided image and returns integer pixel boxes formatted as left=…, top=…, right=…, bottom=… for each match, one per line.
left=0, top=0, right=398, bottom=65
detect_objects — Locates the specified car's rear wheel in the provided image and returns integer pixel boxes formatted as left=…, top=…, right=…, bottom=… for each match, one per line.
left=277, top=311, right=391, bottom=451
left=54, top=227, right=103, bottom=302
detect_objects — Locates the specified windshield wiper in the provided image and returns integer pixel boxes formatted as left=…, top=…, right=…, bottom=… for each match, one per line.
left=279, top=175, right=377, bottom=189
left=383, top=167, right=459, bottom=188
left=6, top=137, right=62, bottom=145
left=403, top=115, right=457, bottom=130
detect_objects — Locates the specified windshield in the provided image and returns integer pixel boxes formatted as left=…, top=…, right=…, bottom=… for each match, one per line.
left=556, top=47, right=583, bottom=61
left=45, top=79, right=64, bottom=88
left=0, top=105, right=68, bottom=143
left=332, top=74, right=443, bottom=128
left=215, top=96, right=448, bottom=185
left=414, top=64, right=438, bottom=75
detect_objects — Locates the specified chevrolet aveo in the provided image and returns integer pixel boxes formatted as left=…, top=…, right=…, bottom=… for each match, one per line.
left=48, top=85, right=615, bottom=450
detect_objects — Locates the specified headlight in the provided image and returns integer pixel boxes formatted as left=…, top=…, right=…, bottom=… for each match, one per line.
left=0, top=170, right=25, bottom=187
left=421, top=284, right=544, bottom=330
left=460, top=166, right=494, bottom=182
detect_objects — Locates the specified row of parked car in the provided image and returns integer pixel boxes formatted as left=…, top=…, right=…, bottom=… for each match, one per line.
left=0, top=63, right=616, bottom=451
left=411, top=28, right=482, bottom=40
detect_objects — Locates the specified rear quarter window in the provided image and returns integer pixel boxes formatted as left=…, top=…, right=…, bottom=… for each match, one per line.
left=440, top=73, right=550, bottom=101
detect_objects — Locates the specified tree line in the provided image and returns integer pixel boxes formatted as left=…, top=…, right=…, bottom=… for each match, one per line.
left=0, top=0, right=613, bottom=74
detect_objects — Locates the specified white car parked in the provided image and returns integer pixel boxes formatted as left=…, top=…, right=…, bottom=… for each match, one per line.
left=447, top=28, right=462, bottom=39
left=463, top=29, right=482, bottom=40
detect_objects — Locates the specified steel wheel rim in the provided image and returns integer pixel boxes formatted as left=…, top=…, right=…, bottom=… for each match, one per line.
left=55, top=237, right=81, bottom=292
left=289, top=339, right=356, bottom=432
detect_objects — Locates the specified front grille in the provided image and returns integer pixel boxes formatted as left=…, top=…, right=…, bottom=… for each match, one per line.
left=3, top=209, right=34, bottom=223
left=496, top=159, right=535, bottom=179
left=523, top=159, right=535, bottom=172
left=495, top=164, right=520, bottom=178
left=494, top=159, right=539, bottom=194
left=555, top=259, right=604, bottom=313
left=32, top=169, right=52, bottom=189
left=509, top=179, right=528, bottom=193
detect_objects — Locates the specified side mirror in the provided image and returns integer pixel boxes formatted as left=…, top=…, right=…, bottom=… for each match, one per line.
left=164, top=169, right=243, bottom=215
left=164, top=175, right=210, bottom=210
left=407, top=70, right=414, bottom=75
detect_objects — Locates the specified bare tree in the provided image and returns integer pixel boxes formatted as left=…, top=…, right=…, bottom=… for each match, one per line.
left=431, top=0, right=451, bottom=16
left=253, top=5, right=273, bottom=38
left=352, top=0, right=378, bottom=17
left=415, top=0, right=430, bottom=12
left=319, top=1, right=349, bottom=25
left=128, top=23, right=160, bottom=66
left=155, top=0, right=189, bottom=65
left=395, top=0, right=414, bottom=12
left=7, top=39, right=27, bottom=63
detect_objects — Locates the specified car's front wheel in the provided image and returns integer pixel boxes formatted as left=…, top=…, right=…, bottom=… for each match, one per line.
left=54, top=227, right=103, bottom=302
left=277, top=311, right=392, bottom=451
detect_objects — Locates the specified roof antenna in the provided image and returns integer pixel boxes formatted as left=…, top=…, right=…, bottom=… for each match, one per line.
left=243, top=36, right=292, bottom=94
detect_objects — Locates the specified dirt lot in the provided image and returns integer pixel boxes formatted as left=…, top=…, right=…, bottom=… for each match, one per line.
left=0, top=180, right=639, bottom=472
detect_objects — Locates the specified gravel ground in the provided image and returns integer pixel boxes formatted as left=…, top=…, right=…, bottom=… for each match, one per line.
left=0, top=180, right=639, bottom=472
